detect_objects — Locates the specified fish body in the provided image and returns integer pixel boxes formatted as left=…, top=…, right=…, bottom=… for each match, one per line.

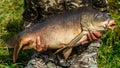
left=6, top=7, right=115, bottom=62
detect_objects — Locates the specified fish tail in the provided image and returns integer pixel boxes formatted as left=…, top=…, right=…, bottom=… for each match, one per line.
left=13, top=40, right=24, bottom=63
left=6, top=35, right=18, bottom=48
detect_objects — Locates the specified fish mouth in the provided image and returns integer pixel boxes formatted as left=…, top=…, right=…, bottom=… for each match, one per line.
left=95, top=19, right=116, bottom=31
left=107, top=20, right=116, bottom=30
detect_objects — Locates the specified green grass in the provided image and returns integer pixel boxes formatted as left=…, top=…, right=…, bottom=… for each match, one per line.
left=98, top=12, right=120, bottom=68
left=0, top=0, right=120, bottom=68
left=0, top=0, right=26, bottom=68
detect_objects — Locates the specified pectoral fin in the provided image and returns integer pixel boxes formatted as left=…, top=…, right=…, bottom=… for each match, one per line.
left=63, top=47, right=73, bottom=60
left=54, top=32, right=85, bottom=54
left=54, top=46, right=67, bottom=54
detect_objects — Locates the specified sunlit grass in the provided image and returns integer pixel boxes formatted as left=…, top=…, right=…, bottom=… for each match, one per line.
left=98, top=12, right=120, bottom=68
left=0, top=0, right=24, bottom=67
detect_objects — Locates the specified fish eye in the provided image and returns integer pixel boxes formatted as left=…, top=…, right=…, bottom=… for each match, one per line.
left=95, top=12, right=104, bottom=18
left=93, top=12, right=108, bottom=22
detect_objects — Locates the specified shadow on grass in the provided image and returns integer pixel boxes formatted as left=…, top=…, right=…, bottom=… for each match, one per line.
left=1, top=20, right=23, bottom=42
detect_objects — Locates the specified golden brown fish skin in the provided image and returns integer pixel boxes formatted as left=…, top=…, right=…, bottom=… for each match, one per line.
left=6, top=7, right=115, bottom=62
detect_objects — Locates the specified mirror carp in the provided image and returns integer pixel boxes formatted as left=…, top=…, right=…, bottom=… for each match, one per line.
left=6, top=7, right=116, bottom=62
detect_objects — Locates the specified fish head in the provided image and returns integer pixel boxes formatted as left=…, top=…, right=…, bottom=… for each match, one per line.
left=91, top=12, right=116, bottom=31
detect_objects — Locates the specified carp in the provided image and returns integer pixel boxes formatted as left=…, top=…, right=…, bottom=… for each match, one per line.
left=6, top=7, right=115, bottom=62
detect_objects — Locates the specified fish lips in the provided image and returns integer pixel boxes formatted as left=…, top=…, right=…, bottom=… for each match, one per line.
left=94, top=19, right=116, bottom=32
left=107, top=19, right=116, bottom=30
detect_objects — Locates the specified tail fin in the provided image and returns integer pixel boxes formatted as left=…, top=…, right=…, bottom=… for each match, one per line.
left=13, top=42, right=23, bottom=63
left=5, top=34, right=23, bottom=62
left=6, top=35, right=18, bottom=48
